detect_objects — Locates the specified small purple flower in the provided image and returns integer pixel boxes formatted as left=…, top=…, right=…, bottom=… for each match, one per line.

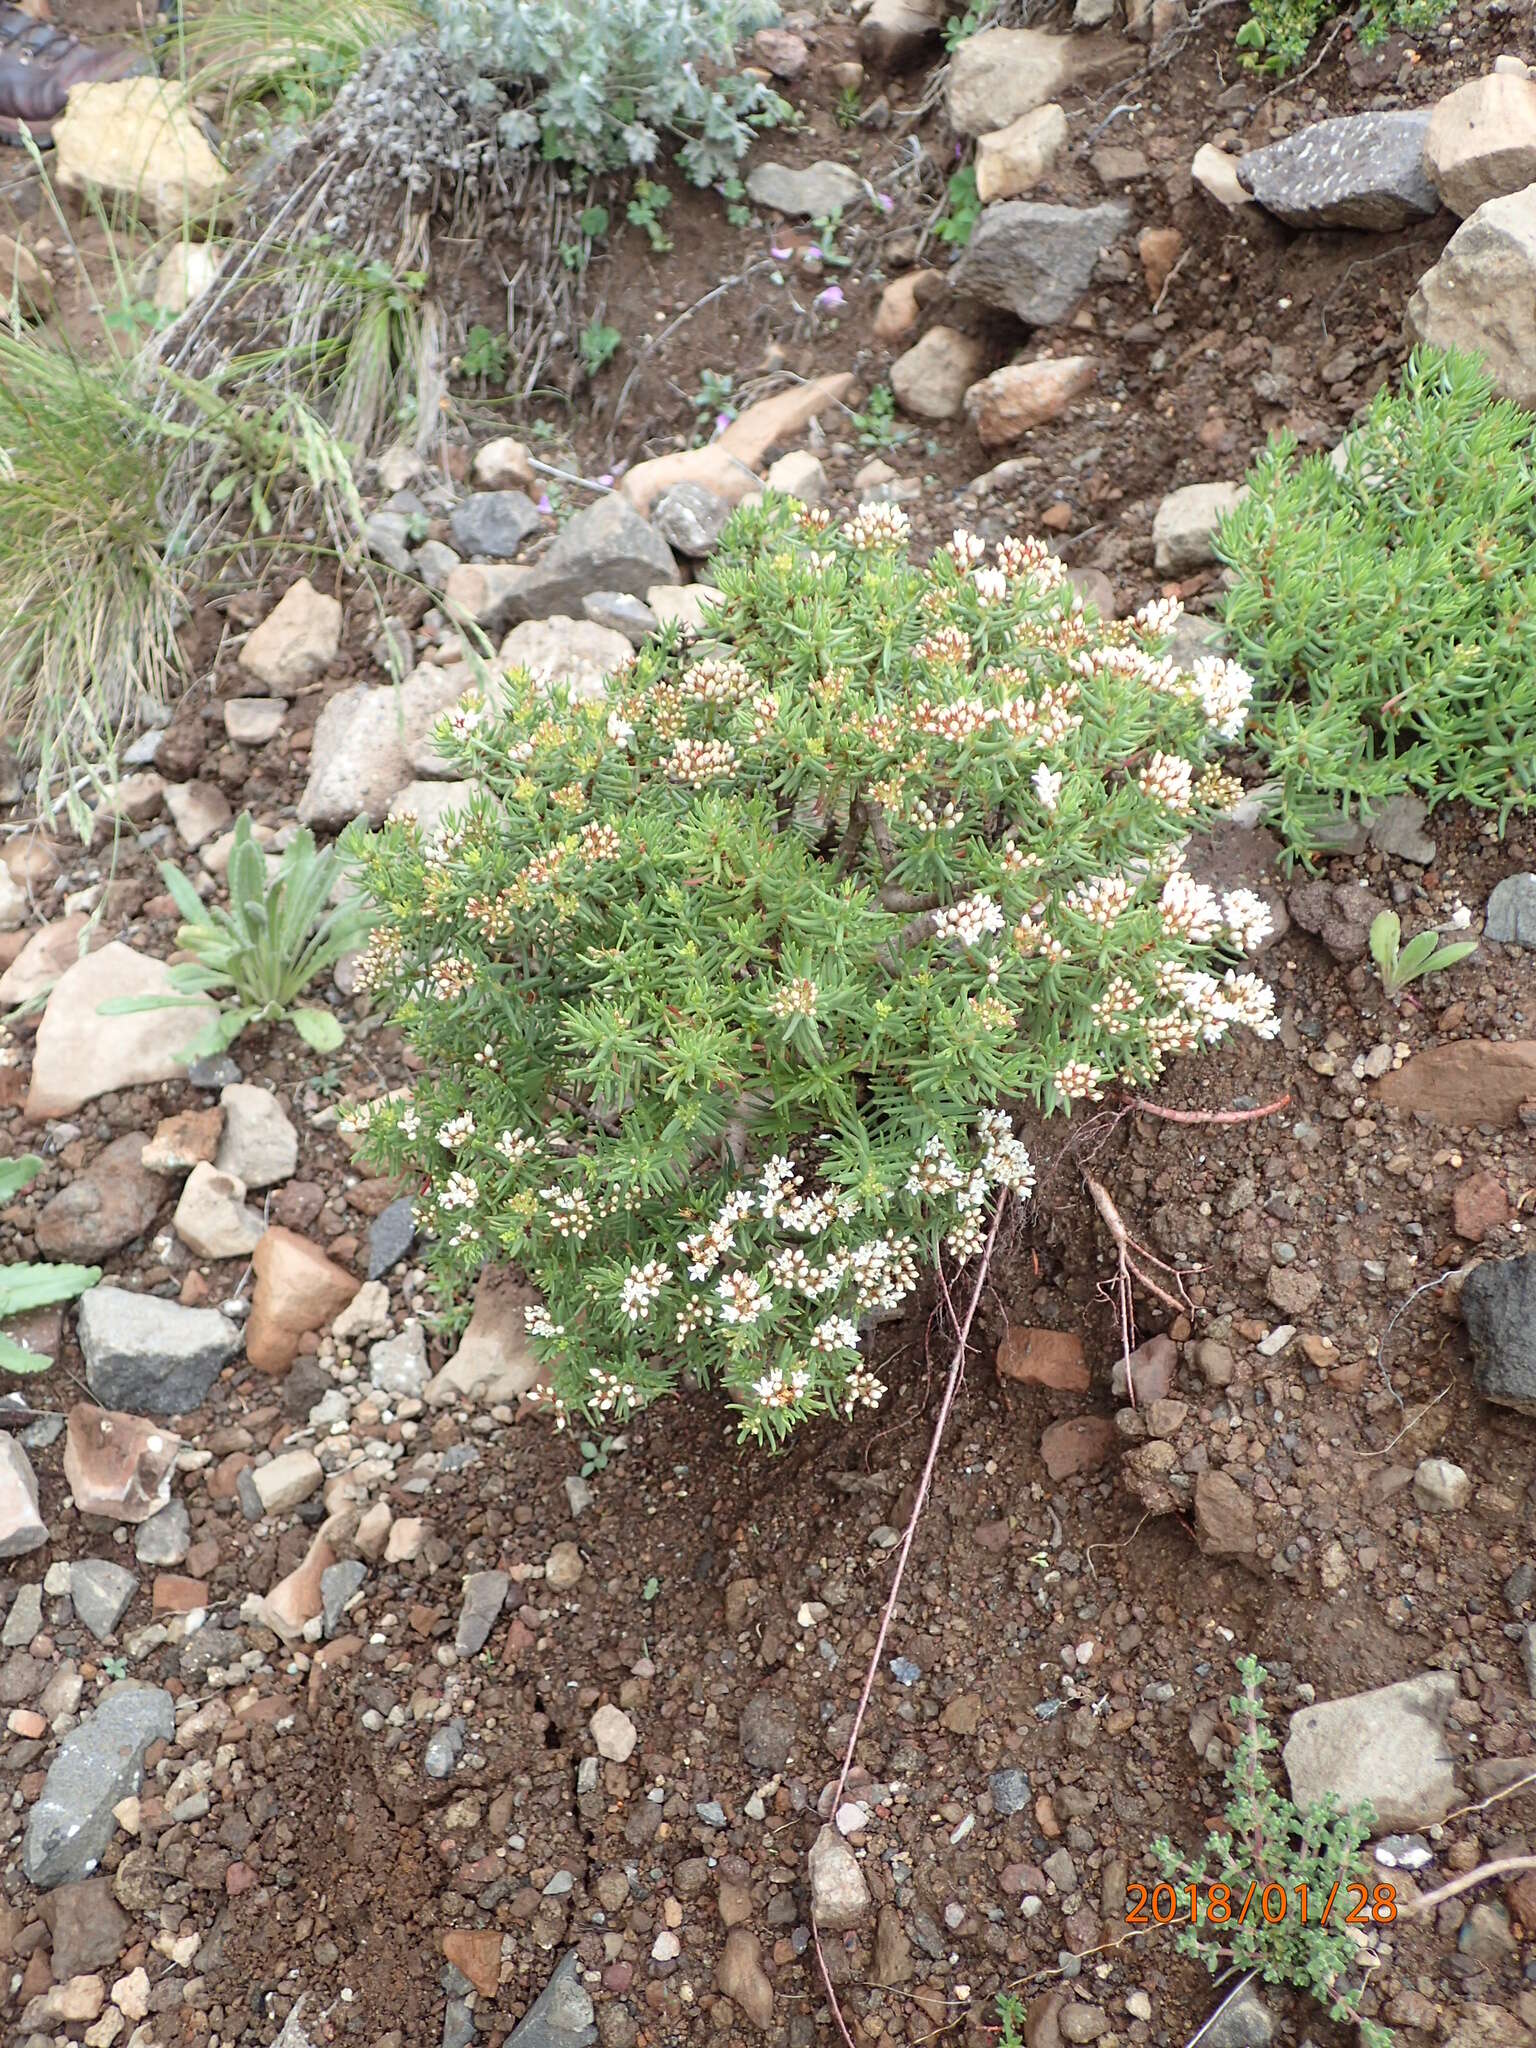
left=770, top=243, right=792, bottom=261
left=537, top=493, right=552, bottom=514
left=804, top=244, right=822, bottom=263
left=597, top=472, right=615, bottom=488
left=714, top=411, right=733, bottom=438
left=875, top=192, right=894, bottom=213
left=815, top=285, right=845, bottom=311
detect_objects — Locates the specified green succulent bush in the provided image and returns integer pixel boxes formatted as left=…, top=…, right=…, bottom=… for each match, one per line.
left=346, top=496, right=1275, bottom=1443
left=1234, top=0, right=1440, bottom=74
left=1152, top=1657, right=1391, bottom=2047
left=424, top=0, right=788, bottom=184
left=1220, top=348, right=1536, bottom=860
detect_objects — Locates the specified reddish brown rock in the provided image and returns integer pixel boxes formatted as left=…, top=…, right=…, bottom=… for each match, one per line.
left=1453, top=1169, right=1511, bottom=1241
left=142, top=1108, right=224, bottom=1176
left=1111, top=1332, right=1177, bottom=1403
left=63, top=1405, right=181, bottom=1524
left=1039, top=1416, right=1116, bottom=1480
left=34, top=1134, right=163, bottom=1260
left=246, top=1228, right=360, bottom=1375
left=442, top=1928, right=501, bottom=1998
left=1376, top=1039, right=1536, bottom=1127
left=258, top=1532, right=334, bottom=1639
left=152, top=1575, right=209, bottom=1614
left=1138, top=224, right=1183, bottom=300
left=998, top=1326, right=1089, bottom=1392
left=1194, top=1470, right=1256, bottom=1558
left=963, top=355, right=1097, bottom=449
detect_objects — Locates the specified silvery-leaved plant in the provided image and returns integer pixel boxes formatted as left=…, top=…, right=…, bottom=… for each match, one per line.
left=426, top=0, right=788, bottom=184
left=102, top=815, right=371, bottom=1061
left=345, top=496, right=1277, bottom=1445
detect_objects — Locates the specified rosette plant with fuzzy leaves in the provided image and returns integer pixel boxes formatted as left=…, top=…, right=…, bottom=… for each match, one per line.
left=345, top=496, right=1276, bottom=1444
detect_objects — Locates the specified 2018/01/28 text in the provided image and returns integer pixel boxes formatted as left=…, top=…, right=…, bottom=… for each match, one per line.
left=1126, top=1881, right=1398, bottom=1928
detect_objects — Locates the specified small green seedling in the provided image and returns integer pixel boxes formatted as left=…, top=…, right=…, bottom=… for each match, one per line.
left=627, top=179, right=674, bottom=252
left=0, top=1155, right=99, bottom=1372
left=100, top=813, right=371, bottom=1060
left=933, top=164, right=982, bottom=248
left=995, top=1993, right=1026, bottom=2047
left=852, top=385, right=905, bottom=451
left=1369, top=910, right=1476, bottom=997
left=459, top=325, right=509, bottom=381
left=579, top=321, right=622, bottom=377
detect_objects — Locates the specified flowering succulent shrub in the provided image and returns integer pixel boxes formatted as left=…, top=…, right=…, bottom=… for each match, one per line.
left=346, top=496, right=1275, bottom=1444
left=424, top=0, right=788, bottom=185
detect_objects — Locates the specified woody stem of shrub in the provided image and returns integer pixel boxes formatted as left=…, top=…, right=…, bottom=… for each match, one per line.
left=1085, top=1174, right=1194, bottom=1410
left=810, top=1192, right=1010, bottom=2047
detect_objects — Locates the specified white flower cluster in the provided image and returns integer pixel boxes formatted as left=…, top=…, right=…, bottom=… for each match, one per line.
left=620, top=1260, right=671, bottom=1322
left=770, top=977, right=819, bottom=1020
left=667, top=736, right=738, bottom=786
left=932, top=893, right=1005, bottom=947
left=1158, top=874, right=1274, bottom=953
left=842, top=501, right=911, bottom=550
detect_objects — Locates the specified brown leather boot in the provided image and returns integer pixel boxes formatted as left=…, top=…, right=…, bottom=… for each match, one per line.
left=0, top=6, right=145, bottom=146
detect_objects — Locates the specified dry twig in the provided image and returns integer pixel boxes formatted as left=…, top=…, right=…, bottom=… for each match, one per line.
left=810, top=1194, right=1010, bottom=2046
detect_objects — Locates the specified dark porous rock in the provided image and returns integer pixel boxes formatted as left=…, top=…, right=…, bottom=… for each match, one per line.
left=368, top=1196, right=416, bottom=1280
left=448, top=491, right=543, bottom=560
left=1286, top=878, right=1387, bottom=962
left=1462, top=1252, right=1536, bottom=1413
left=954, top=200, right=1133, bottom=327
left=1238, top=111, right=1439, bottom=230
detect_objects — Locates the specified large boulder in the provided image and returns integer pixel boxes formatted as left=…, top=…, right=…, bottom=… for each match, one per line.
left=1405, top=189, right=1536, bottom=407
left=947, top=29, right=1134, bottom=139
left=1237, top=110, right=1439, bottom=229
left=954, top=200, right=1132, bottom=328
left=1425, top=72, right=1536, bottom=218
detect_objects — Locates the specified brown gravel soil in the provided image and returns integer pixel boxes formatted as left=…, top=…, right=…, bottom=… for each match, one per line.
left=4, top=6, right=1536, bottom=2048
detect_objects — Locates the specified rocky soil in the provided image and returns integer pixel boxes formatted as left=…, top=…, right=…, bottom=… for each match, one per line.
left=6, top=5, right=1536, bottom=2048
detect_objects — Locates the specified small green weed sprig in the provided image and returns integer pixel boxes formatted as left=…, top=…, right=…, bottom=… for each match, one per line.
left=0, top=1155, right=99, bottom=1373
left=1220, top=348, right=1536, bottom=860
left=1152, top=1658, right=1391, bottom=2048
left=346, top=498, right=1275, bottom=1445
left=1234, top=0, right=1440, bottom=73
left=1369, top=911, right=1476, bottom=997
left=934, top=165, right=982, bottom=248
left=102, top=815, right=371, bottom=1060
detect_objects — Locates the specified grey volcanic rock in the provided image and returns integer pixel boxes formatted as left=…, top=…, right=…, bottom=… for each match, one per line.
left=23, top=1684, right=174, bottom=1886
left=1237, top=111, right=1438, bottom=229
left=954, top=200, right=1132, bottom=326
